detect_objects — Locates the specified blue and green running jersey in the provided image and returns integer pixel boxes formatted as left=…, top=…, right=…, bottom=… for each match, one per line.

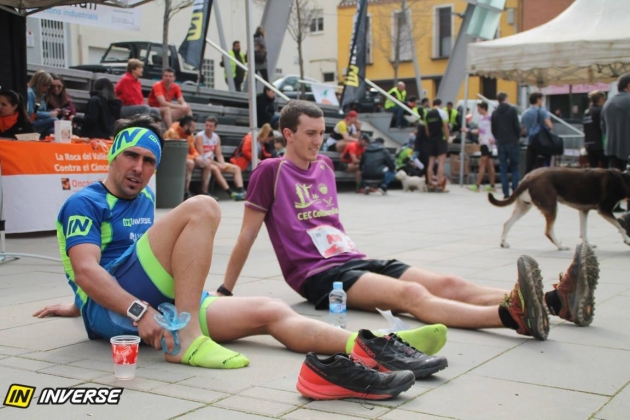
left=56, top=182, right=155, bottom=312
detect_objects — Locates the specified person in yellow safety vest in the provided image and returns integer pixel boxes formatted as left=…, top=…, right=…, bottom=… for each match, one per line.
left=384, top=81, right=407, bottom=128
left=406, top=96, right=420, bottom=119
left=220, top=41, right=247, bottom=92
left=443, top=101, right=461, bottom=132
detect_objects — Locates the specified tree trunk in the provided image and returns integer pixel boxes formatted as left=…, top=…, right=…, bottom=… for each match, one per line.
left=296, top=3, right=306, bottom=100
left=393, top=11, right=402, bottom=84
left=162, top=0, right=171, bottom=72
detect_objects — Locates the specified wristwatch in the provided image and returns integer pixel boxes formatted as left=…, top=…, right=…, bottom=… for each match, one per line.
left=127, top=300, right=149, bottom=322
left=216, top=285, right=233, bottom=296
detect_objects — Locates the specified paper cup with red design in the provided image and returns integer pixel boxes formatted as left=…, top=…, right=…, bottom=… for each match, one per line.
left=110, top=335, right=141, bottom=380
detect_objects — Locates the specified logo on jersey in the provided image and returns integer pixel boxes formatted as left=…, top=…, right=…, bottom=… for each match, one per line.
left=66, top=216, right=93, bottom=238
left=294, top=184, right=321, bottom=209
left=122, top=218, right=152, bottom=227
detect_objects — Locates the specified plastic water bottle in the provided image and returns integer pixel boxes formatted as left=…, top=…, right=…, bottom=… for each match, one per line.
left=329, top=282, right=347, bottom=329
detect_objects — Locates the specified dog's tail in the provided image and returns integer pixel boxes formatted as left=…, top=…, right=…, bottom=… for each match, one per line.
left=488, top=179, right=530, bottom=207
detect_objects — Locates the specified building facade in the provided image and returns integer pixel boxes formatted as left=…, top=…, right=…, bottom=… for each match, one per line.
left=337, top=0, right=521, bottom=103
left=25, top=0, right=338, bottom=90
left=519, top=0, right=574, bottom=31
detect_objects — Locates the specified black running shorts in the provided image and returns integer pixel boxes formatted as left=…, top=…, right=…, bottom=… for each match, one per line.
left=303, top=259, right=411, bottom=310
left=424, top=139, right=448, bottom=157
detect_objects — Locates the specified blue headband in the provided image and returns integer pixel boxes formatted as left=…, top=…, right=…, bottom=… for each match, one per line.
left=109, top=127, right=162, bottom=167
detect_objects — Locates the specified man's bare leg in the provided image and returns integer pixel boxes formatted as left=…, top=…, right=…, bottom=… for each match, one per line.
left=477, top=156, right=488, bottom=187
left=428, top=156, right=436, bottom=185
left=200, top=165, right=213, bottom=194
left=335, top=140, right=350, bottom=153
left=204, top=297, right=447, bottom=355
left=161, top=107, right=173, bottom=128
left=437, top=154, right=446, bottom=187
left=206, top=297, right=349, bottom=354
left=346, top=274, right=503, bottom=329
left=185, top=159, right=194, bottom=193
left=399, top=267, right=506, bottom=306
left=210, top=165, right=230, bottom=190
left=146, top=196, right=230, bottom=363
left=222, top=163, right=244, bottom=188
left=170, top=108, right=188, bottom=123
left=487, top=158, right=496, bottom=187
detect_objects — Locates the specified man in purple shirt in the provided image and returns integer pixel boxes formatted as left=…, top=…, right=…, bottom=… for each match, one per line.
left=223, top=100, right=601, bottom=341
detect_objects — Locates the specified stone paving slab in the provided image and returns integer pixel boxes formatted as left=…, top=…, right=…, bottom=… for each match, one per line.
left=593, top=382, right=630, bottom=420
left=0, top=187, right=628, bottom=419
left=401, top=374, right=607, bottom=420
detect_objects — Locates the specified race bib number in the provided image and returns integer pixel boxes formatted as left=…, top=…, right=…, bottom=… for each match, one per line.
left=307, top=225, right=358, bottom=259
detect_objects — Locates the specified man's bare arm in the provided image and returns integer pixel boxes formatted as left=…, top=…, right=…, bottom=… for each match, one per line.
left=222, top=207, right=266, bottom=293
left=156, top=94, right=187, bottom=110
left=67, top=243, right=171, bottom=350
left=215, top=135, right=225, bottom=165
left=194, top=134, right=204, bottom=156
left=33, top=303, right=80, bottom=318
left=70, top=244, right=138, bottom=316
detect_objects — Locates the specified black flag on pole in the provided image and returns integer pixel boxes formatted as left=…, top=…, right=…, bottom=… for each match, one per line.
left=179, top=0, right=214, bottom=69
left=339, top=0, right=368, bottom=112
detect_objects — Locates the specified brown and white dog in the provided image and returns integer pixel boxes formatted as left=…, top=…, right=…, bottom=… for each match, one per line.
left=488, top=167, right=630, bottom=250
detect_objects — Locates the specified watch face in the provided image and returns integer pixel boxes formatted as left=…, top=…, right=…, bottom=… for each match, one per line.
left=129, top=302, right=145, bottom=317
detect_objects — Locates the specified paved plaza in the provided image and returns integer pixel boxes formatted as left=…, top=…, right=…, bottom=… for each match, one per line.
left=0, top=186, right=629, bottom=420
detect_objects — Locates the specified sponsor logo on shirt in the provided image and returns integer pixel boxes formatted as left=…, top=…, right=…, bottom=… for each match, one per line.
left=66, top=216, right=93, bottom=238
left=294, top=184, right=321, bottom=209
left=122, top=217, right=152, bottom=227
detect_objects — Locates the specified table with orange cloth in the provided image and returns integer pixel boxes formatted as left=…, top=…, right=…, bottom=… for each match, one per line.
left=0, top=139, right=155, bottom=233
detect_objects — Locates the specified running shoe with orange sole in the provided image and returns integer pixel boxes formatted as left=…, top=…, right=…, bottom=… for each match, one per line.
left=502, top=255, right=549, bottom=340
left=552, top=242, right=599, bottom=326
left=296, top=352, right=415, bottom=400
left=351, top=330, right=448, bottom=379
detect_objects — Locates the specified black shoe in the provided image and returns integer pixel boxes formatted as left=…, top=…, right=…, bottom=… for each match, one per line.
left=351, top=330, right=448, bottom=379
left=297, top=352, right=415, bottom=400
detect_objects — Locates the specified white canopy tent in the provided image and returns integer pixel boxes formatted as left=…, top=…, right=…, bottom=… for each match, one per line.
left=467, top=0, right=630, bottom=87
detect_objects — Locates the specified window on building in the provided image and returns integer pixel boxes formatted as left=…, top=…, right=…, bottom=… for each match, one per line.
left=201, top=59, right=214, bottom=88
left=480, top=77, right=497, bottom=99
left=323, top=72, right=335, bottom=83
left=434, top=77, right=442, bottom=95
left=391, top=10, right=412, bottom=62
left=366, top=14, right=373, bottom=64
left=310, top=10, right=324, bottom=33
left=40, top=19, right=67, bottom=68
left=434, top=6, right=452, bottom=58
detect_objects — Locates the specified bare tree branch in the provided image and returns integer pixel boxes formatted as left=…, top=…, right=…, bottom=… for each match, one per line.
left=169, top=0, right=194, bottom=19
left=371, top=0, right=430, bottom=84
left=287, top=0, right=318, bottom=98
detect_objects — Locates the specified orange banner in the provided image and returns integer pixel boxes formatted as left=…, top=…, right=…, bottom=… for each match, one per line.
left=0, top=140, right=112, bottom=176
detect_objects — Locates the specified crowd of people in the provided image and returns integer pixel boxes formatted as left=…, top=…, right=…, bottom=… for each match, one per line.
left=33, top=100, right=612, bottom=400
left=0, top=61, right=191, bottom=140
left=1, top=9, right=625, bottom=399
left=2, top=59, right=628, bottom=222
